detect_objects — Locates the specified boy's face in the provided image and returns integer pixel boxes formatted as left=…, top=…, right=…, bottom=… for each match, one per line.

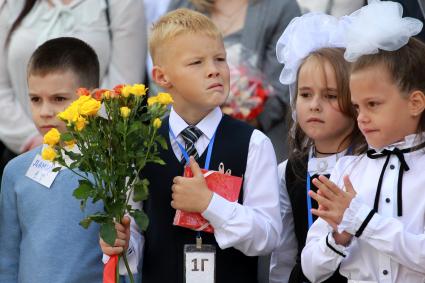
left=350, top=65, right=420, bottom=148
left=28, top=70, right=80, bottom=135
left=154, top=33, right=230, bottom=117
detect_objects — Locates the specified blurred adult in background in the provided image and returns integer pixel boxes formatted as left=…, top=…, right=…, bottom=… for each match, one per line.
left=0, top=0, right=146, bottom=177
left=168, top=0, right=300, bottom=163
left=143, top=0, right=171, bottom=94
left=296, top=0, right=365, bottom=17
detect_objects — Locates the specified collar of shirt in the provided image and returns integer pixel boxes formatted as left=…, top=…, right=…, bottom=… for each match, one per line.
left=370, top=132, right=425, bottom=152
left=169, top=107, right=223, bottom=163
left=307, top=146, right=348, bottom=176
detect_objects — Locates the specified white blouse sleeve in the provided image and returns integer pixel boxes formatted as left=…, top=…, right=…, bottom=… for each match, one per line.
left=269, top=160, right=298, bottom=283
left=102, top=0, right=147, bottom=88
left=337, top=196, right=425, bottom=275
left=201, top=130, right=282, bottom=256
left=0, top=2, right=38, bottom=153
left=300, top=162, right=352, bottom=283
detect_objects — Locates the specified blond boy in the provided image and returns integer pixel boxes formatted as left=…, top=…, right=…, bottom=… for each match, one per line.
left=101, top=9, right=281, bottom=283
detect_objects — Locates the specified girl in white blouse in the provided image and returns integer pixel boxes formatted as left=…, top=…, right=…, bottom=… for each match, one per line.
left=0, top=0, right=146, bottom=154
left=302, top=1, right=425, bottom=283
left=270, top=12, right=366, bottom=283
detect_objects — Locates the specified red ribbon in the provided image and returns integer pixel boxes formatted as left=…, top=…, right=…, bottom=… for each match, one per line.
left=103, top=255, right=118, bottom=283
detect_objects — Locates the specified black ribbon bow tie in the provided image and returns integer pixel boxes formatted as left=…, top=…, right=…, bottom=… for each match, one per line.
left=367, top=141, right=425, bottom=216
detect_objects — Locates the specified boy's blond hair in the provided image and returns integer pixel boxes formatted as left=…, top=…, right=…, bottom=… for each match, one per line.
left=149, top=8, right=222, bottom=64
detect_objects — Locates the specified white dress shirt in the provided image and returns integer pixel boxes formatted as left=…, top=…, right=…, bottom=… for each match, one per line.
left=122, top=107, right=282, bottom=273
left=172, top=107, right=281, bottom=255
left=270, top=149, right=348, bottom=283
left=0, top=0, right=146, bottom=152
left=302, top=134, right=425, bottom=283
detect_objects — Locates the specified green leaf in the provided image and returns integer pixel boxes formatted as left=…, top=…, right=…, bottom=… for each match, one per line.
left=100, top=221, right=116, bottom=246
left=60, top=132, right=74, bottom=142
left=72, top=180, right=95, bottom=200
left=156, top=135, right=168, bottom=150
left=89, top=213, right=109, bottom=224
left=128, top=121, right=143, bottom=135
left=133, top=179, right=149, bottom=202
left=79, top=217, right=92, bottom=229
left=52, top=167, right=61, bottom=172
left=130, top=209, right=149, bottom=231
left=63, top=150, right=81, bottom=160
left=151, top=157, right=165, bottom=165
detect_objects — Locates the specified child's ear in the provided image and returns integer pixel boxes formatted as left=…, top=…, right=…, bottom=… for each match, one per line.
left=152, top=66, right=172, bottom=89
left=408, top=90, right=425, bottom=117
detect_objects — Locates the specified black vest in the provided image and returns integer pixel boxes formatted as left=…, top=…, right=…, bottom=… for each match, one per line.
left=285, top=155, right=347, bottom=283
left=142, top=115, right=258, bottom=283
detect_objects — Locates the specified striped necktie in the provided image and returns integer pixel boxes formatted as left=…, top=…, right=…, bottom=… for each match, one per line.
left=180, top=126, right=203, bottom=163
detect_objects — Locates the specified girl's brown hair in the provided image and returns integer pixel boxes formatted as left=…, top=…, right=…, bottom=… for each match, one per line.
left=288, top=47, right=366, bottom=164
left=351, top=37, right=425, bottom=133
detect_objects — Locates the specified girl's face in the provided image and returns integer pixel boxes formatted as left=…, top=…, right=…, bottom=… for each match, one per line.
left=350, top=65, right=421, bottom=149
left=296, top=57, right=354, bottom=152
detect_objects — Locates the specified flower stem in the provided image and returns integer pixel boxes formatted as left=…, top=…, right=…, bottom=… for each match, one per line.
left=116, top=255, right=120, bottom=283
left=122, top=253, right=135, bottom=283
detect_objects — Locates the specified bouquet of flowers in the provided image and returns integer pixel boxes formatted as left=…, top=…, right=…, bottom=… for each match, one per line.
left=41, top=85, right=173, bottom=282
left=221, top=43, right=274, bottom=122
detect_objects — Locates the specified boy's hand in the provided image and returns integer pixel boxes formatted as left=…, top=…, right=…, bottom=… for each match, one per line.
left=99, top=216, right=131, bottom=256
left=171, top=156, right=213, bottom=213
left=309, top=175, right=356, bottom=227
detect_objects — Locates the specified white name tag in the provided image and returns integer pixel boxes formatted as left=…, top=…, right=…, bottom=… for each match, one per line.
left=184, top=244, right=215, bottom=283
left=25, top=154, right=60, bottom=188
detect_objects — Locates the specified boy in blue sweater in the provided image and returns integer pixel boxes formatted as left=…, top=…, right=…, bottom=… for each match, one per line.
left=101, top=8, right=282, bottom=283
left=0, top=37, right=104, bottom=283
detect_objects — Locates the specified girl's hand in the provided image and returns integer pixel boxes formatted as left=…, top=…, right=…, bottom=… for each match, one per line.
left=99, top=216, right=131, bottom=255
left=332, top=231, right=353, bottom=247
left=309, top=175, right=356, bottom=227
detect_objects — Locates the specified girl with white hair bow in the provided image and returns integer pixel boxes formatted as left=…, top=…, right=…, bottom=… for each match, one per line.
left=302, top=1, right=425, bottom=283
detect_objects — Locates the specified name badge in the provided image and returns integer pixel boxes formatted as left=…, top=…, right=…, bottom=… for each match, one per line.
left=184, top=244, right=215, bottom=283
left=25, top=154, right=60, bottom=188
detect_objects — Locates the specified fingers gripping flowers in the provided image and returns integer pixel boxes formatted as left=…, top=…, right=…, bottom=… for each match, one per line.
left=40, top=84, right=172, bottom=281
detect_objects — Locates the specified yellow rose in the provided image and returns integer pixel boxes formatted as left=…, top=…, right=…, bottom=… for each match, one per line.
left=79, top=98, right=101, bottom=116
left=147, top=96, right=158, bottom=106
left=58, top=104, right=79, bottom=124
left=103, top=90, right=111, bottom=99
left=121, top=85, right=132, bottom=98
left=153, top=118, right=162, bottom=129
left=43, top=128, right=61, bottom=146
left=131, top=84, right=147, bottom=97
left=64, top=139, right=76, bottom=149
left=120, top=106, right=131, bottom=118
left=157, top=92, right=174, bottom=105
left=75, top=116, right=87, bottom=131
left=41, top=146, right=57, bottom=161
left=75, top=95, right=92, bottom=107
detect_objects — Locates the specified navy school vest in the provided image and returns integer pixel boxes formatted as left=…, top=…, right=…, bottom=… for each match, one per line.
left=141, top=115, right=258, bottom=283
left=285, top=156, right=347, bottom=283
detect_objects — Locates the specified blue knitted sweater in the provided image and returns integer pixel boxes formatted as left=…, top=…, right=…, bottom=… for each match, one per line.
left=0, top=147, right=103, bottom=283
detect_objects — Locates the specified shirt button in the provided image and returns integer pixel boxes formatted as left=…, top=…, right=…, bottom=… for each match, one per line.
left=383, top=270, right=388, bottom=275
left=385, top=198, right=390, bottom=203
left=389, top=164, right=395, bottom=169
